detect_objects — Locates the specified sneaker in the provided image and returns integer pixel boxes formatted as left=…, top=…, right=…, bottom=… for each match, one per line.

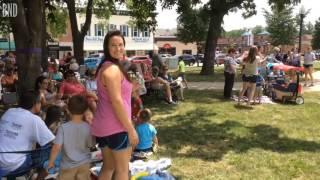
left=168, top=101, right=178, bottom=105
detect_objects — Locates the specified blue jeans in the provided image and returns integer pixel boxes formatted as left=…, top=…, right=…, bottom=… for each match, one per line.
left=0, top=144, right=51, bottom=178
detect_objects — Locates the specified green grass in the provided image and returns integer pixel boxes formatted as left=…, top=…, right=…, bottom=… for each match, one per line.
left=146, top=90, right=320, bottom=179
left=183, top=65, right=237, bottom=82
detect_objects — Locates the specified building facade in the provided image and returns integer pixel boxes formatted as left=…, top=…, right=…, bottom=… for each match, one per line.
left=58, top=10, right=154, bottom=58
left=154, top=36, right=198, bottom=55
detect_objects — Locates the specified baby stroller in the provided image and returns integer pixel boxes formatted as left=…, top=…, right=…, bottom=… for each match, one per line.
left=270, top=64, right=304, bottom=105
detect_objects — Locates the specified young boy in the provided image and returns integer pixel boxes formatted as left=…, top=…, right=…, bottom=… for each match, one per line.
left=47, top=95, right=94, bottom=180
left=177, top=57, right=188, bottom=89
left=134, top=109, right=158, bottom=153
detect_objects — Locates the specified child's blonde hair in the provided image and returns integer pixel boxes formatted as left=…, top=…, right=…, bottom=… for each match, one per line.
left=139, top=108, right=152, bottom=122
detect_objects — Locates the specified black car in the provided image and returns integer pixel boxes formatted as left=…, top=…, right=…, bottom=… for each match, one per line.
left=193, top=54, right=204, bottom=63
left=175, top=54, right=196, bottom=66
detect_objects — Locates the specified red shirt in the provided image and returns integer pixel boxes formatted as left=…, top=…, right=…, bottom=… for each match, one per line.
left=59, top=81, right=86, bottom=96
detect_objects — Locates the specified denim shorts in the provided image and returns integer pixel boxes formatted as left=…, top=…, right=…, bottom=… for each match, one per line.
left=96, top=132, right=130, bottom=151
left=242, top=75, right=258, bottom=83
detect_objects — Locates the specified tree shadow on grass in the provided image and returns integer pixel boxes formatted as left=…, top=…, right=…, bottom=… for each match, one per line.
left=156, top=109, right=320, bottom=162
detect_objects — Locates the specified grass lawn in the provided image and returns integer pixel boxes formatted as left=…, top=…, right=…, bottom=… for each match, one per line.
left=146, top=90, right=320, bottom=179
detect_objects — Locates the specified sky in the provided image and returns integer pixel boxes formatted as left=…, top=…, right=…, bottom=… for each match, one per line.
left=156, top=0, right=320, bottom=31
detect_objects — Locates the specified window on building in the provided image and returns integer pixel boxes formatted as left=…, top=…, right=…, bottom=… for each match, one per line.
left=120, top=25, right=129, bottom=37
left=131, top=27, right=140, bottom=37
left=142, top=28, right=150, bottom=37
left=182, top=50, right=192, bottom=54
left=94, top=24, right=104, bottom=36
left=80, top=23, right=91, bottom=36
left=109, top=24, right=117, bottom=31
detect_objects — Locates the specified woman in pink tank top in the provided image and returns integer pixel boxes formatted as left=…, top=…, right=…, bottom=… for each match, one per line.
left=91, top=31, right=138, bottom=180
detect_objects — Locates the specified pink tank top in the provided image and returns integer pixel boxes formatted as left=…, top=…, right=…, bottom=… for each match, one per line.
left=91, top=61, right=132, bottom=137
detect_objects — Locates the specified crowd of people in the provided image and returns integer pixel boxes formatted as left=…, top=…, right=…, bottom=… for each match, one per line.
left=223, top=45, right=316, bottom=105
left=0, top=31, right=163, bottom=180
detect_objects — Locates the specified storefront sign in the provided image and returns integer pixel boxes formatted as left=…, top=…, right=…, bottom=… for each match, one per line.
left=132, top=37, right=150, bottom=42
left=85, top=36, right=104, bottom=42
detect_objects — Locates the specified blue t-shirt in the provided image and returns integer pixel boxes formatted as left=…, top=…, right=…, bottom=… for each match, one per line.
left=135, top=123, right=157, bottom=150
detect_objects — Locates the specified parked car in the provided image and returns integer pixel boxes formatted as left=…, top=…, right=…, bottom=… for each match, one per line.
left=159, top=54, right=172, bottom=58
left=128, top=56, right=152, bottom=65
left=193, top=54, right=204, bottom=63
left=84, top=56, right=104, bottom=69
left=174, top=54, right=196, bottom=66
left=215, top=53, right=226, bottom=65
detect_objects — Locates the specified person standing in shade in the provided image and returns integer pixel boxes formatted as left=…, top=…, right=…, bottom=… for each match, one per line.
left=91, top=30, right=138, bottom=180
left=224, top=48, right=237, bottom=99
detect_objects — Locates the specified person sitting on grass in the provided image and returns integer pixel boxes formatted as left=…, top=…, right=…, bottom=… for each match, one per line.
left=47, top=95, right=95, bottom=180
left=134, top=108, right=158, bottom=155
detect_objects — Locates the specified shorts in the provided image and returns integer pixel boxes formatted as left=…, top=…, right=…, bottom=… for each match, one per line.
left=303, top=64, right=313, bottom=68
left=58, top=163, right=91, bottom=180
left=96, top=132, right=130, bottom=151
left=242, top=75, right=258, bottom=83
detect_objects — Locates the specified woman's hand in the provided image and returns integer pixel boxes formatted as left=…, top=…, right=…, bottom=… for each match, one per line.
left=128, top=128, right=139, bottom=148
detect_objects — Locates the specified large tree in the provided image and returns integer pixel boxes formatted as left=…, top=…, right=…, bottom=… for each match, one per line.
left=264, top=5, right=298, bottom=46
left=312, top=18, right=320, bottom=50
left=0, top=0, right=46, bottom=93
left=176, top=5, right=208, bottom=65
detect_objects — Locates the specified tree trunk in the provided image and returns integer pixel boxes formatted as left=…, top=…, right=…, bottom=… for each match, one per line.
left=66, top=0, right=93, bottom=65
left=41, top=4, right=48, bottom=72
left=10, top=0, right=43, bottom=94
left=200, top=12, right=224, bottom=75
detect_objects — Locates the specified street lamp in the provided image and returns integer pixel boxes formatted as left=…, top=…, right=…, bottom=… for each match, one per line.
left=298, top=6, right=310, bottom=53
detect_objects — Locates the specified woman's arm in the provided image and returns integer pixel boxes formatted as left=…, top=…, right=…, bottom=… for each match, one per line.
left=101, top=65, right=138, bottom=146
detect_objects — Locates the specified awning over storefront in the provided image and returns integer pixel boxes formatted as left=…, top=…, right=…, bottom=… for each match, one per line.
left=0, top=42, right=15, bottom=50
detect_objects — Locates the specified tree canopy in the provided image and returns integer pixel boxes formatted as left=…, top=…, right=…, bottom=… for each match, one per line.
left=264, top=6, right=298, bottom=46
left=312, top=18, right=320, bottom=50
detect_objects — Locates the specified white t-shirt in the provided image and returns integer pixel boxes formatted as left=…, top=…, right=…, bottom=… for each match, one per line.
left=0, top=108, right=55, bottom=172
left=303, top=52, right=315, bottom=65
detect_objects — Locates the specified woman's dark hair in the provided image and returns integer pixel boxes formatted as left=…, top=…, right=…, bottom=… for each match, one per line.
left=244, top=46, right=257, bottom=64
left=35, top=75, right=47, bottom=91
left=96, top=30, right=130, bottom=81
left=45, top=105, right=63, bottom=128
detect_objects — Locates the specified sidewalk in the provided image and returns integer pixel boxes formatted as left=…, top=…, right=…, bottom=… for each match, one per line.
left=188, top=71, right=320, bottom=92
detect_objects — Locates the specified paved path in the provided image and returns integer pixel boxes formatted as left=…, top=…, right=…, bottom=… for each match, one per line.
left=188, top=71, right=320, bottom=92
